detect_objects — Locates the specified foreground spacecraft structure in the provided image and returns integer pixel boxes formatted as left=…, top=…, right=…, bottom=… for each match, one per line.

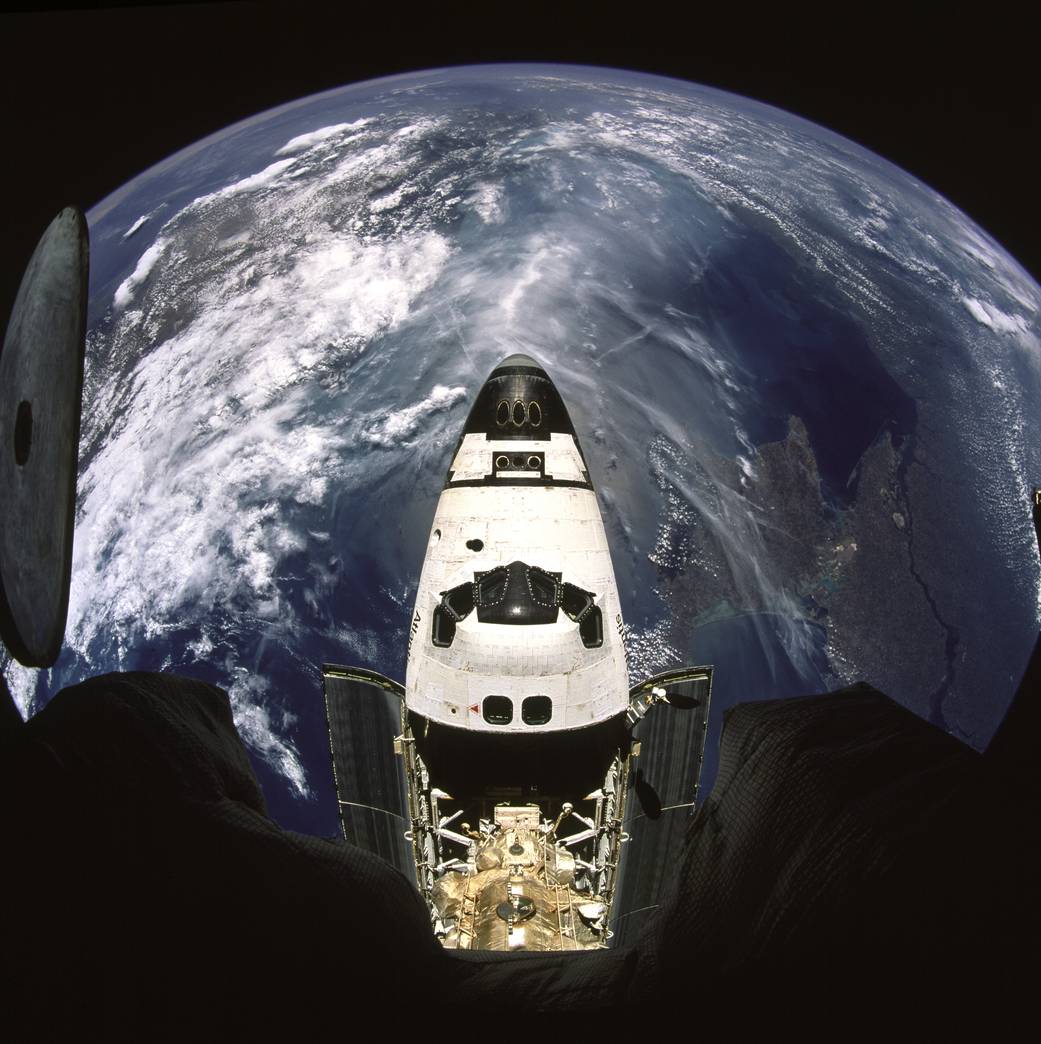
left=322, top=354, right=712, bottom=950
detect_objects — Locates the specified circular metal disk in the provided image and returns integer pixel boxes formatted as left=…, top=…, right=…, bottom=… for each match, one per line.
left=496, top=896, right=536, bottom=923
left=0, top=207, right=88, bottom=666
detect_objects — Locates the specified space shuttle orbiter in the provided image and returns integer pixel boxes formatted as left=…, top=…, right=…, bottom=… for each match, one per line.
left=322, top=354, right=713, bottom=950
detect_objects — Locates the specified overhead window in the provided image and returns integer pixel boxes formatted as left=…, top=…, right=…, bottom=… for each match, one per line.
left=527, top=401, right=542, bottom=427
left=522, top=695, right=552, bottom=725
left=496, top=400, right=510, bottom=426
left=483, top=695, right=513, bottom=725
left=512, top=400, right=526, bottom=426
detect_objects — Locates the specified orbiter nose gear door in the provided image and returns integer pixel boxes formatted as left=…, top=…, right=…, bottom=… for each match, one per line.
left=612, top=665, right=714, bottom=946
left=321, top=664, right=413, bottom=880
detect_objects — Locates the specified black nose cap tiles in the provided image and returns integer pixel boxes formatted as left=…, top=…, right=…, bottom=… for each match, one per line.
left=464, top=353, right=576, bottom=443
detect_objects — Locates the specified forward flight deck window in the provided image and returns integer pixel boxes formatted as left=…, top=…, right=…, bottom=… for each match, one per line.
left=477, top=568, right=509, bottom=606
left=579, top=606, right=603, bottom=648
left=562, top=582, right=603, bottom=648
left=434, top=565, right=602, bottom=646
left=527, top=566, right=558, bottom=606
left=431, top=605, right=456, bottom=647
left=561, top=582, right=593, bottom=621
left=431, top=581, right=476, bottom=647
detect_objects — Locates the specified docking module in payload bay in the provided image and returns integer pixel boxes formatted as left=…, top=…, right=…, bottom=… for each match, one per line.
left=321, top=354, right=713, bottom=951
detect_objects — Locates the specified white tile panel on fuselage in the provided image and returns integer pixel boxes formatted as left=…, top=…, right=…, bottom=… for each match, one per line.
left=405, top=365, right=628, bottom=734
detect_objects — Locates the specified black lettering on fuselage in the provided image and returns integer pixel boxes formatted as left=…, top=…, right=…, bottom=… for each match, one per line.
left=616, top=613, right=628, bottom=673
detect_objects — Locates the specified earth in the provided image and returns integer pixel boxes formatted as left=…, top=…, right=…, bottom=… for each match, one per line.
left=5, top=65, right=1040, bottom=834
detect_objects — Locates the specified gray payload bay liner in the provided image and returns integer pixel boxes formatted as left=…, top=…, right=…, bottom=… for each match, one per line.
left=322, top=354, right=712, bottom=951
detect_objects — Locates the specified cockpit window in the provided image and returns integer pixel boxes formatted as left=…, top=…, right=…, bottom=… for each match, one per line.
left=476, top=562, right=558, bottom=625
left=561, top=582, right=593, bottom=622
left=477, top=567, right=509, bottom=606
left=432, top=561, right=602, bottom=644
left=442, top=582, right=475, bottom=620
left=431, top=605, right=456, bottom=647
left=579, top=606, right=603, bottom=648
left=561, top=581, right=601, bottom=646
left=527, top=566, right=558, bottom=607
left=432, top=580, right=476, bottom=647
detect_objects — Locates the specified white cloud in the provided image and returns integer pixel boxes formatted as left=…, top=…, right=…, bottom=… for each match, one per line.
left=225, top=158, right=296, bottom=195
left=114, top=236, right=168, bottom=309
left=470, top=182, right=505, bottom=224
left=962, top=296, right=1028, bottom=335
left=122, top=214, right=149, bottom=240
left=370, top=185, right=409, bottom=212
left=74, top=130, right=454, bottom=790
left=362, top=384, right=468, bottom=447
left=275, top=119, right=370, bottom=155
left=1, top=659, right=38, bottom=719
left=227, top=673, right=309, bottom=796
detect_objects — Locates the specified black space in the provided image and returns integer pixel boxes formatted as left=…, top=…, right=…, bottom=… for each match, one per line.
left=1, top=4, right=1038, bottom=331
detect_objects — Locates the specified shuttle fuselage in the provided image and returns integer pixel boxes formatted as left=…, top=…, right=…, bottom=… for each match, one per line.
left=322, top=354, right=713, bottom=952
left=406, top=354, right=628, bottom=733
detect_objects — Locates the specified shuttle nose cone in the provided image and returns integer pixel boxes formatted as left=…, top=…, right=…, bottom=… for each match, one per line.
left=492, top=353, right=544, bottom=373
left=463, top=354, right=577, bottom=442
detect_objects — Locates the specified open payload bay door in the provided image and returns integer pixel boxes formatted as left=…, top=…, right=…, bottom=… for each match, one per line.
left=322, top=664, right=414, bottom=881
left=612, top=665, right=713, bottom=946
